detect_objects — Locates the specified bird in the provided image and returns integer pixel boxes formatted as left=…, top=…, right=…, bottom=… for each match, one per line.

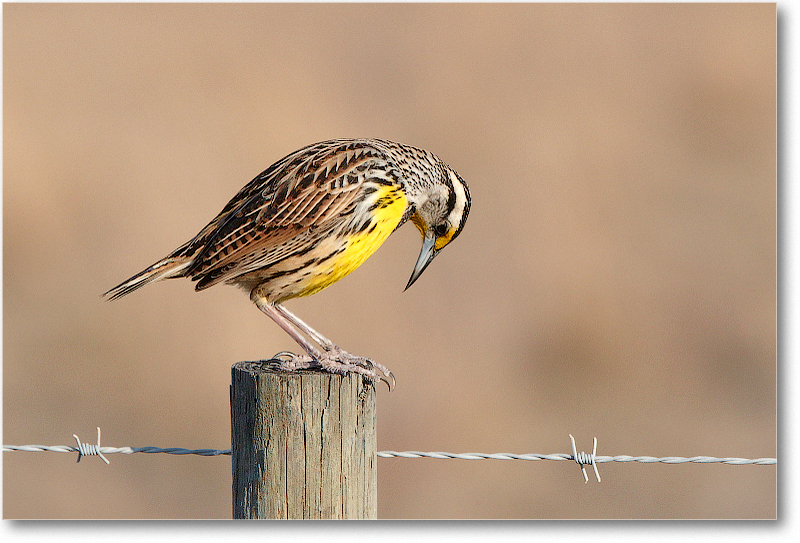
left=103, top=138, right=471, bottom=390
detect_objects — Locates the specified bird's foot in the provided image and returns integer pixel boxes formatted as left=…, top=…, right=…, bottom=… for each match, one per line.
left=323, top=346, right=396, bottom=392
left=266, top=350, right=395, bottom=391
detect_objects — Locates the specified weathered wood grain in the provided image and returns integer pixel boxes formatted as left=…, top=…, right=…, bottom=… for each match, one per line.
left=231, top=362, right=377, bottom=519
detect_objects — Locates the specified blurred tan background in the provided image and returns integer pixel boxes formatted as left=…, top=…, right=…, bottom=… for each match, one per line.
left=3, top=3, right=775, bottom=519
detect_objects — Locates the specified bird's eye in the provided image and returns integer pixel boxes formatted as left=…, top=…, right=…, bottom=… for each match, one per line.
left=434, top=223, right=450, bottom=237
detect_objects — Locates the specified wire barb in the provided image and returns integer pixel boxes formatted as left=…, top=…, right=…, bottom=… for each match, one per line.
left=570, top=434, right=600, bottom=483
left=73, top=427, right=110, bottom=465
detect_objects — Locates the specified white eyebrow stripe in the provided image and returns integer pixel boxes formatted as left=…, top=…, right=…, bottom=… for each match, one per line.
left=448, top=170, right=468, bottom=226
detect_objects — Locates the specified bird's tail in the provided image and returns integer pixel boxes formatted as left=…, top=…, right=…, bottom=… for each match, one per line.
left=103, top=256, right=193, bottom=301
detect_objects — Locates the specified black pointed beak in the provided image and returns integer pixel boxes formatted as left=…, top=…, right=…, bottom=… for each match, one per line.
left=405, top=234, right=438, bottom=291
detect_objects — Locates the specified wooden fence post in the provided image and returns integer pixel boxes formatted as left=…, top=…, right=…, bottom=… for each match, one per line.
left=230, top=361, right=377, bottom=519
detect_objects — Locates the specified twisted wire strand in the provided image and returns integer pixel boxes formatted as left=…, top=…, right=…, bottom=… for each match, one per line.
left=376, top=452, right=775, bottom=465
left=3, top=426, right=777, bottom=483
left=1, top=444, right=231, bottom=456
left=4, top=446, right=776, bottom=465
left=5, top=424, right=775, bottom=488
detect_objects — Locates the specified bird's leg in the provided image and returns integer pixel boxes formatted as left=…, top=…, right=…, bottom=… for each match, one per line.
left=275, top=304, right=396, bottom=391
left=251, top=295, right=324, bottom=361
left=274, top=303, right=335, bottom=349
left=250, top=294, right=394, bottom=390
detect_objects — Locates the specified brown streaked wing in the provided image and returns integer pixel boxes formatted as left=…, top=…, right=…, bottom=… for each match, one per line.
left=186, top=140, right=388, bottom=289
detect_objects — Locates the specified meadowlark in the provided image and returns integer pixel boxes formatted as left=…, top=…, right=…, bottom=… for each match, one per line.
left=104, top=138, right=471, bottom=390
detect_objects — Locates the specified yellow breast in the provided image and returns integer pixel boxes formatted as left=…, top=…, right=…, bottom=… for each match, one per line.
left=297, top=184, right=408, bottom=297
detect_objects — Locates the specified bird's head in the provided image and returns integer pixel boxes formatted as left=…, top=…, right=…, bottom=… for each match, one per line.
left=405, top=166, right=471, bottom=290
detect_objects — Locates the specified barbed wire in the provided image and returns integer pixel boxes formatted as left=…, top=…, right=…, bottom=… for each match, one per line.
left=3, top=428, right=776, bottom=483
